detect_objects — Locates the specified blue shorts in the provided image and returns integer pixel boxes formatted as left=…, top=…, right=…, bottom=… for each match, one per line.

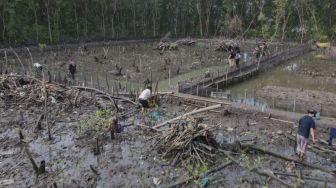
left=139, top=99, right=149, bottom=108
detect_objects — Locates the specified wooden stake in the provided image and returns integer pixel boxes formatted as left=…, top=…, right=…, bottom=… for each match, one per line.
left=11, top=47, right=25, bottom=73
left=4, top=50, right=8, bottom=72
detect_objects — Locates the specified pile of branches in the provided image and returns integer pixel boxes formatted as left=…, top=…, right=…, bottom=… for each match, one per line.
left=215, top=40, right=238, bottom=51
left=153, top=118, right=217, bottom=165
left=176, top=37, right=196, bottom=46
left=0, top=75, right=83, bottom=107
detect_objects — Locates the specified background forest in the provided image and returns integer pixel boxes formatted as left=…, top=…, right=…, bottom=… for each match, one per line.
left=0, top=0, right=335, bottom=46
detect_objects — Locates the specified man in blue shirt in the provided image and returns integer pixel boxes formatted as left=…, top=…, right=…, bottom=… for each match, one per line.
left=297, top=109, right=316, bottom=161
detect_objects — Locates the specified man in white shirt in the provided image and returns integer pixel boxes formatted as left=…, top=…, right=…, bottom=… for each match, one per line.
left=138, top=86, right=152, bottom=112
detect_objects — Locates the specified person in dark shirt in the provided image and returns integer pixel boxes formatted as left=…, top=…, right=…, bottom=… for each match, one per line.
left=297, top=109, right=316, bottom=161
left=68, top=59, right=77, bottom=80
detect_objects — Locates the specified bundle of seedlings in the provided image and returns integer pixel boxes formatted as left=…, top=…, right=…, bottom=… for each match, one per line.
left=153, top=117, right=217, bottom=165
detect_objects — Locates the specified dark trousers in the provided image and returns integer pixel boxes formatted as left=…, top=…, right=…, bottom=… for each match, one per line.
left=328, top=128, right=336, bottom=146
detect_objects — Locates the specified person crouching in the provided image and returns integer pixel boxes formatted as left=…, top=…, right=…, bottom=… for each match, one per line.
left=108, top=117, right=118, bottom=139
left=138, top=86, right=152, bottom=113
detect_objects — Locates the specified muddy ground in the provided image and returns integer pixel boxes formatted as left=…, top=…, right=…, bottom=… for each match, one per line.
left=1, top=87, right=336, bottom=187
left=1, top=41, right=336, bottom=187
left=297, top=50, right=336, bottom=78
left=0, top=39, right=292, bottom=90
left=257, top=86, right=336, bottom=117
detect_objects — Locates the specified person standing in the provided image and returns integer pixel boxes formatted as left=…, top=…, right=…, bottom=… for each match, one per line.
left=234, top=46, right=241, bottom=69
left=138, top=86, right=152, bottom=113
left=68, top=59, right=77, bottom=80
left=328, top=128, right=336, bottom=147
left=228, top=48, right=236, bottom=68
left=297, top=109, right=316, bottom=161
left=33, top=63, right=43, bottom=78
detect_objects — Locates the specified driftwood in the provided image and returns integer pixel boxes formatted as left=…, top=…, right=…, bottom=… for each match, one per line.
left=242, top=144, right=336, bottom=175
left=153, top=104, right=222, bottom=129
left=218, top=148, right=295, bottom=187
left=71, top=86, right=137, bottom=105
left=274, top=171, right=336, bottom=183
left=264, top=116, right=295, bottom=124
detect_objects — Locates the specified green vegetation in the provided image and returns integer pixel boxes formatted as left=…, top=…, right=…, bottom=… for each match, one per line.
left=241, top=152, right=263, bottom=170
left=0, top=0, right=335, bottom=46
left=77, top=109, right=114, bottom=136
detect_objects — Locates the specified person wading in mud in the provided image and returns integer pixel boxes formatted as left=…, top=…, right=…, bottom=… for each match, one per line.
left=68, top=59, right=77, bottom=80
left=138, top=86, right=152, bottom=113
left=297, top=109, right=316, bottom=161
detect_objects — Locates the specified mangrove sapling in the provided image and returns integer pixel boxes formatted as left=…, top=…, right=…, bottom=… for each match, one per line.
left=19, top=129, right=24, bottom=141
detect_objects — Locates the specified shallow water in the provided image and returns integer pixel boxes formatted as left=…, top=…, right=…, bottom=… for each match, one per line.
left=223, top=52, right=336, bottom=113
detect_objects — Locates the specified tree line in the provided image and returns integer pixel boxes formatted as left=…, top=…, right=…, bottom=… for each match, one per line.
left=0, top=0, right=335, bottom=46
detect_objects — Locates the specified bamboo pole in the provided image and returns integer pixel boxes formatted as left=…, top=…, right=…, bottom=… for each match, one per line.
left=153, top=104, right=223, bottom=129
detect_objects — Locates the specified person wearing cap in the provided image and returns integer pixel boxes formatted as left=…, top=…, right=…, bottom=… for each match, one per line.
left=297, top=109, right=316, bottom=161
left=138, top=86, right=152, bottom=113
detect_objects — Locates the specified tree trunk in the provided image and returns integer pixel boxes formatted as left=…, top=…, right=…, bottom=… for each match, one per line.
left=152, top=0, right=158, bottom=37
left=84, top=0, right=88, bottom=38
left=111, top=0, right=117, bottom=38
left=33, top=5, right=39, bottom=44
left=131, top=0, right=136, bottom=37
left=196, top=0, right=203, bottom=37
left=2, top=2, right=6, bottom=43
left=101, top=0, right=106, bottom=40
left=281, top=10, right=291, bottom=41
left=74, top=3, right=79, bottom=40
left=205, top=0, right=213, bottom=37
left=45, top=0, right=52, bottom=43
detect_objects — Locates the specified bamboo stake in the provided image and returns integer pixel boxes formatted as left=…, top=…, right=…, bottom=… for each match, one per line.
left=4, top=50, right=8, bottom=72
left=10, top=47, right=26, bottom=73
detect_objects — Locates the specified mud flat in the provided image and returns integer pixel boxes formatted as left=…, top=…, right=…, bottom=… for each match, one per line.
left=257, top=86, right=336, bottom=117
left=1, top=74, right=336, bottom=187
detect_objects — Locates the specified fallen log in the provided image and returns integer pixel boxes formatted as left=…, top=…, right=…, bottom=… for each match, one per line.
left=153, top=104, right=222, bottom=129
left=242, top=144, right=336, bottom=175
left=71, top=86, right=137, bottom=105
